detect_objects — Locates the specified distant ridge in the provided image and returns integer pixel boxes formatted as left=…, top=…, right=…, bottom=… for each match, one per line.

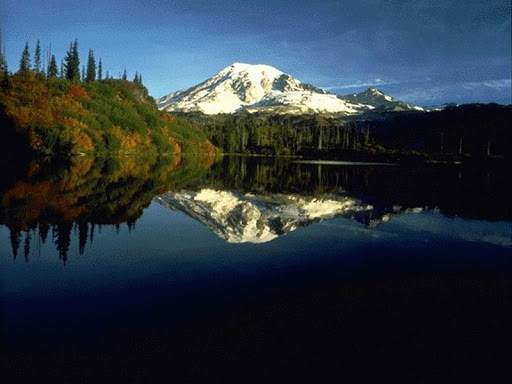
left=341, top=87, right=424, bottom=112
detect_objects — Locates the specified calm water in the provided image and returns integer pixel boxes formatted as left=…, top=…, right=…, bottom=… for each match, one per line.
left=1, top=156, right=511, bottom=382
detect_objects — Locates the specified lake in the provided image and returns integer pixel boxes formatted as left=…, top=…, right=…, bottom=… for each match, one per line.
left=1, top=156, right=510, bottom=382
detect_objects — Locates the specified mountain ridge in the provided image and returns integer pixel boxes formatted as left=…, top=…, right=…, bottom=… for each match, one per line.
left=157, top=63, right=422, bottom=115
left=341, top=87, right=424, bottom=112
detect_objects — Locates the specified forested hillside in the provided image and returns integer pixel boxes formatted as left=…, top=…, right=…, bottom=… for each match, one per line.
left=0, top=40, right=215, bottom=157
left=183, top=104, right=511, bottom=163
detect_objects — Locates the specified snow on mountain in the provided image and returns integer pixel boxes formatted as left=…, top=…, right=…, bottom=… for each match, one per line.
left=157, top=63, right=372, bottom=115
left=340, top=88, right=424, bottom=112
left=155, top=188, right=373, bottom=244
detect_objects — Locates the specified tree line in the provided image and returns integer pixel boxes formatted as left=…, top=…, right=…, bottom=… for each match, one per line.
left=195, top=114, right=374, bottom=157
left=184, top=105, right=511, bottom=162
left=1, top=38, right=143, bottom=86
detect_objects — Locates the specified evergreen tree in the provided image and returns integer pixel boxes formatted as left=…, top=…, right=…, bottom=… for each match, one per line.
left=105, top=70, right=110, bottom=79
left=60, top=60, right=64, bottom=78
left=122, top=68, right=127, bottom=80
left=133, top=71, right=139, bottom=84
left=1, top=65, right=11, bottom=90
left=85, top=48, right=96, bottom=82
left=0, top=36, right=6, bottom=73
left=19, top=41, right=30, bottom=72
left=0, top=51, right=6, bottom=74
left=81, top=65, right=85, bottom=82
left=139, top=74, right=142, bottom=85
left=63, top=42, right=73, bottom=79
left=98, top=59, right=102, bottom=80
left=34, top=39, right=41, bottom=72
left=48, top=54, right=58, bottom=78
left=0, top=49, right=5, bottom=72
left=64, top=40, right=80, bottom=81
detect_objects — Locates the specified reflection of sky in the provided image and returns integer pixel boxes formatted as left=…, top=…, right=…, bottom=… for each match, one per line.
left=2, top=0, right=510, bottom=105
left=2, top=201, right=511, bottom=355
left=379, top=211, right=512, bottom=248
left=1, top=202, right=510, bottom=299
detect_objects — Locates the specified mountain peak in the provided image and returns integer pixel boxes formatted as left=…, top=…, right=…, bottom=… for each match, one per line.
left=342, top=87, right=424, bottom=111
left=157, top=63, right=365, bottom=115
left=156, top=65, right=422, bottom=115
left=217, top=62, right=287, bottom=86
left=363, top=87, right=389, bottom=98
left=226, top=62, right=282, bottom=73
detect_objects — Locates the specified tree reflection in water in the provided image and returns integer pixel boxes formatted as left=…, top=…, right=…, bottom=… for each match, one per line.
left=0, top=155, right=215, bottom=262
left=1, top=155, right=510, bottom=262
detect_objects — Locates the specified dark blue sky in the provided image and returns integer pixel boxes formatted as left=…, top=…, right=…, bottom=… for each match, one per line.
left=1, top=0, right=510, bottom=105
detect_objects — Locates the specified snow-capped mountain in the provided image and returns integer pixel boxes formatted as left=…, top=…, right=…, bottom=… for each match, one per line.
left=340, top=88, right=424, bottom=112
left=157, top=63, right=375, bottom=115
left=157, top=63, right=424, bottom=115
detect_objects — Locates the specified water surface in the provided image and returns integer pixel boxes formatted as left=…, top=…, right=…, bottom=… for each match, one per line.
left=1, top=156, right=510, bottom=382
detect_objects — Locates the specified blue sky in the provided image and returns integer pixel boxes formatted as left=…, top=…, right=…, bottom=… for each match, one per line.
left=1, top=0, right=510, bottom=105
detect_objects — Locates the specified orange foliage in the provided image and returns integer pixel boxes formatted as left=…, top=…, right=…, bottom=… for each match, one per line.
left=75, top=133, right=94, bottom=152
left=168, top=137, right=182, bottom=153
left=161, top=114, right=177, bottom=124
left=1, top=74, right=215, bottom=156
left=61, top=116, right=88, bottom=130
left=72, top=157, right=94, bottom=176
left=200, top=140, right=217, bottom=155
left=2, top=181, right=85, bottom=230
left=67, top=86, right=91, bottom=99
left=113, top=126, right=140, bottom=151
left=28, top=129, right=44, bottom=149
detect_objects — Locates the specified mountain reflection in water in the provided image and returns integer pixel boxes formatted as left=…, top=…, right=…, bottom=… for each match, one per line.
left=0, top=156, right=510, bottom=261
left=2, top=155, right=511, bottom=383
left=156, top=190, right=372, bottom=243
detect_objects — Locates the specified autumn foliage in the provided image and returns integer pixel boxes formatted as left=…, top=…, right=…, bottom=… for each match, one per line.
left=0, top=71, right=215, bottom=156
left=0, top=155, right=217, bottom=262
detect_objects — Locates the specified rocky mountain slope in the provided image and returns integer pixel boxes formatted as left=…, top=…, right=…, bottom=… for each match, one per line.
left=342, top=87, right=424, bottom=112
left=157, top=63, right=422, bottom=115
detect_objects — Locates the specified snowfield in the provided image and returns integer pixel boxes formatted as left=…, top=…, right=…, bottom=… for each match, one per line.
left=157, top=63, right=379, bottom=115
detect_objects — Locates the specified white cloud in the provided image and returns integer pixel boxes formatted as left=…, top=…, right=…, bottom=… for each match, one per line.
left=462, top=79, right=512, bottom=90
left=322, top=78, right=397, bottom=91
left=395, top=78, right=511, bottom=105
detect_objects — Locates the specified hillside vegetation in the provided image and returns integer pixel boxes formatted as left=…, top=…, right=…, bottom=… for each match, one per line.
left=0, top=72, right=215, bottom=156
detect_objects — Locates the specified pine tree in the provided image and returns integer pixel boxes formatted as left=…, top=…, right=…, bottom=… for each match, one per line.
left=1, top=68, right=11, bottom=89
left=0, top=28, right=10, bottom=88
left=81, top=65, right=85, bottom=82
left=19, top=41, right=31, bottom=72
left=122, top=68, right=127, bottom=80
left=48, top=54, right=58, bottom=78
left=64, top=39, right=80, bottom=81
left=60, top=60, right=64, bottom=78
left=63, top=42, right=73, bottom=79
left=139, top=74, right=142, bottom=85
left=98, top=59, right=102, bottom=80
left=105, top=70, right=109, bottom=79
left=85, top=48, right=96, bottom=82
left=0, top=35, right=6, bottom=73
left=34, top=39, right=41, bottom=72
left=0, top=51, right=6, bottom=74
left=133, top=71, right=139, bottom=84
